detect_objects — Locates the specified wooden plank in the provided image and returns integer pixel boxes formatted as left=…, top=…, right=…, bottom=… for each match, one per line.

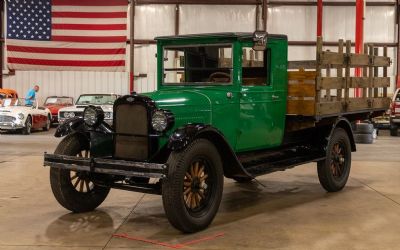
left=288, top=70, right=316, bottom=80
left=288, top=60, right=317, bottom=69
left=344, top=40, right=351, bottom=110
left=373, top=56, right=391, bottom=67
left=374, top=48, right=379, bottom=98
left=368, top=44, right=374, bottom=100
left=320, top=51, right=345, bottom=65
left=317, top=77, right=345, bottom=90
left=337, top=39, right=344, bottom=101
left=349, top=77, right=369, bottom=88
left=288, top=83, right=316, bottom=97
left=316, top=101, right=342, bottom=115
left=316, top=37, right=323, bottom=104
left=373, top=97, right=391, bottom=109
left=349, top=53, right=369, bottom=66
left=383, top=46, right=388, bottom=97
left=373, top=77, right=390, bottom=88
left=287, top=99, right=315, bottom=116
left=347, top=98, right=371, bottom=111
left=362, top=44, right=368, bottom=98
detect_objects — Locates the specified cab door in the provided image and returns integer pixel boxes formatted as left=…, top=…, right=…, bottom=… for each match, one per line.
left=236, top=42, right=287, bottom=152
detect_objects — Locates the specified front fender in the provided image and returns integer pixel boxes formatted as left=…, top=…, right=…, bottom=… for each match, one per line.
left=54, top=117, right=85, bottom=137
left=168, top=124, right=252, bottom=179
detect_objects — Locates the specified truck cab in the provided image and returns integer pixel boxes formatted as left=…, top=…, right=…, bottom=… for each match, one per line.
left=44, top=32, right=389, bottom=233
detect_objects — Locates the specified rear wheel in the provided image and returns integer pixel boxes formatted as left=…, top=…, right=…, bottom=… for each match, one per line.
left=22, top=116, right=32, bottom=135
left=43, top=115, right=51, bottom=131
left=390, top=125, right=398, bottom=136
left=317, top=128, right=352, bottom=192
left=50, top=134, right=110, bottom=212
left=162, top=139, right=223, bottom=233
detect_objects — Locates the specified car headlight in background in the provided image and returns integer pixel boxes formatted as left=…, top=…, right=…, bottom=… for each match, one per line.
left=63, top=112, right=75, bottom=118
left=151, top=109, right=174, bottom=132
left=83, top=106, right=104, bottom=127
left=17, top=113, right=24, bottom=120
left=104, top=112, right=112, bottom=120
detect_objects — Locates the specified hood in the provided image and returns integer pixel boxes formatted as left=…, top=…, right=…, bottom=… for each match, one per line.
left=59, top=104, right=113, bottom=113
left=143, top=89, right=212, bottom=124
left=0, top=106, right=31, bottom=114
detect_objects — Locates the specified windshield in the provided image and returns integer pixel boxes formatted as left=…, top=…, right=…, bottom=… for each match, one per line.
left=45, top=97, right=73, bottom=105
left=76, top=95, right=117, bottom=105
left=1, top=98, right=33, bottom=107
left=163, top=44, right=233, bottom=86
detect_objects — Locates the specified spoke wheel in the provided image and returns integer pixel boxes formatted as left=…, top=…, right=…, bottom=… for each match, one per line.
left=317, top=128, right=352, bottom=192
left=50, top=134, right=110, bottom=213
left=162, top=139, right=223, bottom=233
left=183, top=160, right=211, bottom=215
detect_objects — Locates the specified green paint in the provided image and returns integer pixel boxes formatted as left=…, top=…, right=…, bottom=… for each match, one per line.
left=143, top=33, right=288, bottom=152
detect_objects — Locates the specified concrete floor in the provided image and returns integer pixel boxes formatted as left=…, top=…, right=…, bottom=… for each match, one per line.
left=0, top=129, right=399, bottom=250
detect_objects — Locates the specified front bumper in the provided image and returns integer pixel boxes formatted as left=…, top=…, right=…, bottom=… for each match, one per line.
left=0, top=122, right=24, bottom=130
left=44, top=153, right=167, bottom=179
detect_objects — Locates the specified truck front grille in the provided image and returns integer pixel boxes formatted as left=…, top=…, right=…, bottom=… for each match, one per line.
left=114, top=104, right=149, bottom=160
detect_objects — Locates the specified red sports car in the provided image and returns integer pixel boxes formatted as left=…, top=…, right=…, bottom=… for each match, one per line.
left=44, top=96, right=74, bottom=124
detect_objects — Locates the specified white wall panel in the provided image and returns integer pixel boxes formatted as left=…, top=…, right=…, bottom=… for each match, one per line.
left=133, top=5, right=175, bottom=40
left=180, top=5, right=256, bottom=34
left=2, top=71, right=129, bottom=105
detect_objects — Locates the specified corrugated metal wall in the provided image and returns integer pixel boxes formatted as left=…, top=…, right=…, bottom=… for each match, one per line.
left=3, top=1, right=398, bottom=99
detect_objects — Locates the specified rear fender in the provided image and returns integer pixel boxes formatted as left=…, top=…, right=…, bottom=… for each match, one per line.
left=168, top=124, right=251, bottom=178
left=319, top=117, right=356, bottom=152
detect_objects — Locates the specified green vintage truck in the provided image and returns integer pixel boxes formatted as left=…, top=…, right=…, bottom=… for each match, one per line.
left=44, top=32, right=391, bottom=233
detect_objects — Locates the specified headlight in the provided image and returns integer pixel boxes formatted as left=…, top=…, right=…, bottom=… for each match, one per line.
left=18, top=113, right=24, bottom=120
left=83, top=106, right=104, bottom=127
left=63, top=112, right=75, bottom=118
left=151, top=110, right=174, bottom=132
left=104, top=112, right=112, bottom=119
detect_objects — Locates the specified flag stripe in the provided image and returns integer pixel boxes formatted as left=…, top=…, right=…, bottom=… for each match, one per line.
left=8, top=57, right=125, bottom=67
left=7, top=39, right=125, bottom=49
left=52, top=24, right=127, bottom=30
left=52, top=11, right=127, bottom=18
left=52, top=29, right=126, bottom=37
left=52, top=5, right=127, bottom=12
left=9, top=52, right=125, bottom=61
left=6, top=64, right=126, bottom=71
left=52, top=36, right=127, bottom=43
left=7, top=45, right=126, bottom=55
left=52, top=0, right=127, bottom=6
left=52, top=18, right=126, bottom=25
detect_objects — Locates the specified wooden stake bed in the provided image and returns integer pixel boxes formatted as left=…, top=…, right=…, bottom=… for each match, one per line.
left=287, top=37, right=391, bottom=119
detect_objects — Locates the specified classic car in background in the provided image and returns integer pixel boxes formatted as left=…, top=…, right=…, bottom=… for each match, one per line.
left=0, top=98, right=51, bottom=134
left=44, top=96, right=74, bottom=125
left=0, top=89, right=19, bottom=106
left=58, top=94, right=119, bottom=125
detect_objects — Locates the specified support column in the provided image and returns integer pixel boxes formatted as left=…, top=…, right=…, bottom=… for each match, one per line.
left=355, top=0, right=365, bottom=97
left=317, top=0, right=323, bottom=37
left=129, top=0, right=135, bottom=94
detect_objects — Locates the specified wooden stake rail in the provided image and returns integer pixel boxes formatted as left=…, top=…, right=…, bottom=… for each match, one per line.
left=287, top=37, right=391, bottom=117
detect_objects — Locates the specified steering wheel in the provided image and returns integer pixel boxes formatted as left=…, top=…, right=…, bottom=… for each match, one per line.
left=208, top=72, right=231, bottom=83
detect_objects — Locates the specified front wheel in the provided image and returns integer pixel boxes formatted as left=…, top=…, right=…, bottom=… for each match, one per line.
left=22, top=116, right=32, bottom=135
left=162, top=139, right=224, bottom=233
left=43, top=115, right=51, bottom=131
left=317, top=128, right=352, bottom=192
left=50, top=134, right=110, bottom=212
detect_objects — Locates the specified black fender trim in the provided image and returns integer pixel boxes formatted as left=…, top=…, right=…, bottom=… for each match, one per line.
left=54, top=117, right=86, bottom=138
left=168, top=124, right=252, bottom=179
left=331, top=117, right=357, bottom=152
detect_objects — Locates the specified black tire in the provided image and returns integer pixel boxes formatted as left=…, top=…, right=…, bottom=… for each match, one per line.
left=22, top=116, right=32, bottom=135
left=232, top=176, right=253, bottom=183
left=162, top=139, right=224, bottom=233
left=317, top=128, right=352, bottom=192
left=354, top=123, right=374, bottom=134
left=43, top=115, right=51, bottom=131
left=390, top=125, right=398, bottom=136
left=354, top=133, right=374, bottom=144
left=50, top=134, right=110, bottom=213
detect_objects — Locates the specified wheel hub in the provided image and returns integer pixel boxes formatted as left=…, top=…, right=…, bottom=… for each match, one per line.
left=183, top=161, right=209, bottom=210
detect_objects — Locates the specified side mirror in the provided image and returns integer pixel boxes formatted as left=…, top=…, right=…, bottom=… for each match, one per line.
left=252, top=31, right=268, bottom=51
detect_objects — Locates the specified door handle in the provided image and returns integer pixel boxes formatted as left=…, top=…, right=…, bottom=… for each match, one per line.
left=272, top=95, right=279, bottom=99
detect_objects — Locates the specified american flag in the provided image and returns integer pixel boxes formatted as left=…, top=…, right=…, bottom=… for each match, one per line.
left=6, top=0, right=128, bottom=72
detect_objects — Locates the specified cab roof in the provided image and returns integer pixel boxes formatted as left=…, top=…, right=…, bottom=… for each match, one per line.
left=155, top=32, right=287, bottom=41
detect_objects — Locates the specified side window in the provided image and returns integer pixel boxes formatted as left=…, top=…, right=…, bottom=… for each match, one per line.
left=242, top=47, right=270, bottom=86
